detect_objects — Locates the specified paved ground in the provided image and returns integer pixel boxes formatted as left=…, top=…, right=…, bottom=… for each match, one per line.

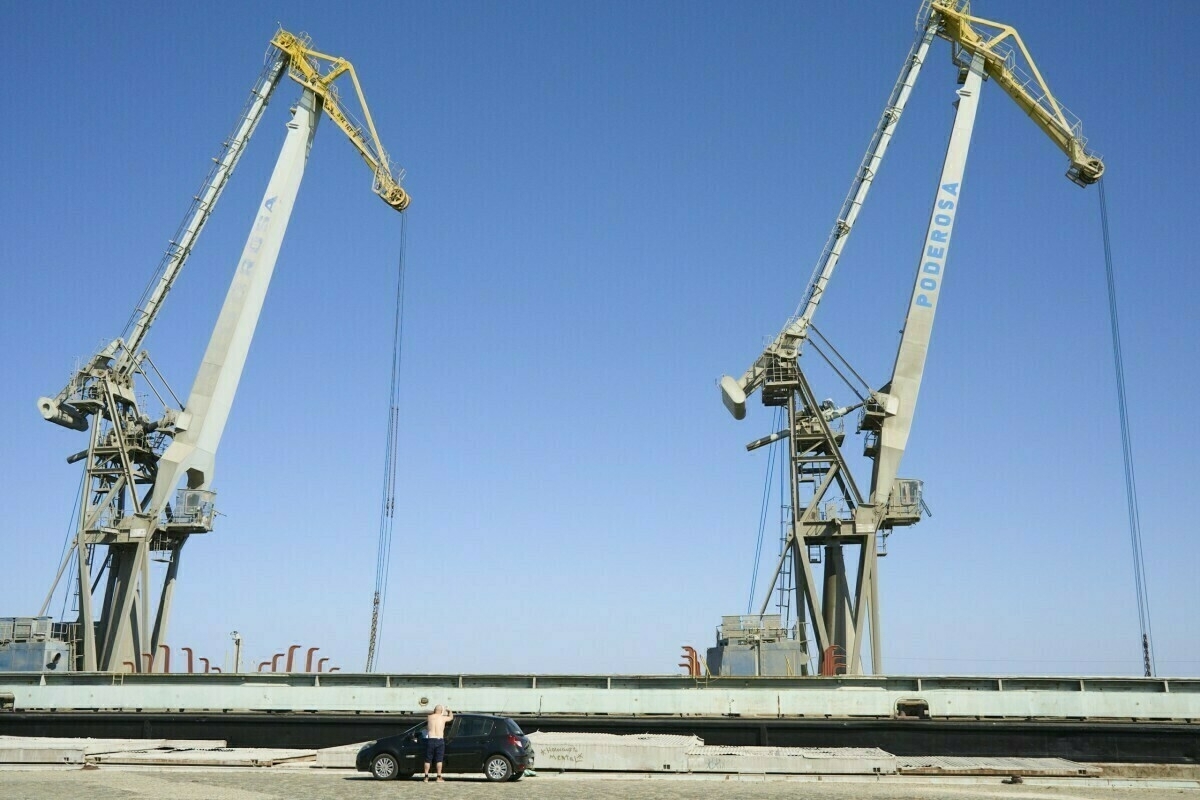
left=0, top=767, right=1195, bottom=800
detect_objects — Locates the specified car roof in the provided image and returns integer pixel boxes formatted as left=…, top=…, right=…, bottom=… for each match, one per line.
left=412, top=712, right=508, bottom=721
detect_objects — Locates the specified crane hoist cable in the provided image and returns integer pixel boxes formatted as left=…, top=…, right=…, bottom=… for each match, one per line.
left=747, top=407, right=784, bottom=614
left=1098, top=180, right=1155, bottom=677
left=40, top=472, right=85, bottom=619
left=365, top=214, right=409, bottom=673
left=51, top=477, right=86, bottom=623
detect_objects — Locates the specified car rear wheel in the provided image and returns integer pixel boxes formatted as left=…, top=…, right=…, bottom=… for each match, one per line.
left=371, top=753, right=401, bottom=780
left=484, top=754, right=514, bottom=781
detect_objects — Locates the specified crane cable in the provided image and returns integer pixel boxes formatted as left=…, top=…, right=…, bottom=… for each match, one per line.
left=1098, top=179, right=1155, bottom=677
left=54, top=476, right=86, bottom=621
left=747, top=407, right=783, bottom=613
left=365, top=214, right=409, bottom=673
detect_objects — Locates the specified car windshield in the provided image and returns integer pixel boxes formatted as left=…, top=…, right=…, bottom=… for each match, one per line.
left=504, top=718, right=524, bottom=735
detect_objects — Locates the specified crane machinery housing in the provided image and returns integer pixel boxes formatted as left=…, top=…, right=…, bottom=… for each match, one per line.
left=709, top=0, right=1103, bottom=677
left=11, top=29, right=409, bottom=674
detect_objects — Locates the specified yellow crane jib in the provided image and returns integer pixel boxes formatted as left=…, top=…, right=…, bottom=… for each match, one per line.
left=928, top=1, right=1104, bottom=187
left=271, top=29, right=411, bottom=211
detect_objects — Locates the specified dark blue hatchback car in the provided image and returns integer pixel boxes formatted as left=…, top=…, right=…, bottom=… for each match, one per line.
left=356, top=713, right=534, bottom=781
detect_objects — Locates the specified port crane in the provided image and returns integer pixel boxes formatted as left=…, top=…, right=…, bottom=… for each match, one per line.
left=718, top=0, right=1102, bottom=675
left=35, top=30, right=409, bottom=672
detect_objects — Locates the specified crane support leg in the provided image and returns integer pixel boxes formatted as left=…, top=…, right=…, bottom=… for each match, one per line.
left=131, top=90, right=321, bottom=673
left=149, top=539, right=185, bottom=671
left=147, top=89, right=322, bottom=516
left=76, top=543, right=96, bottom=671
left=869, top=53, right=986, bottom=505
left=98, top=545, right=147, bottom=671
left=81, top=90, right=322, bottom=673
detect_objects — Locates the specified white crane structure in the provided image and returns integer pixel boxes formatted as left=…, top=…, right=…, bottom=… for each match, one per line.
left=35, top=30, right=409, bottom=673
left=718, top=0, right=1103, bottom=675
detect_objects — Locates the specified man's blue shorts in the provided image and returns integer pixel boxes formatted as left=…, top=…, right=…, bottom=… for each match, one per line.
left=425, top=737, right=446, bottom=764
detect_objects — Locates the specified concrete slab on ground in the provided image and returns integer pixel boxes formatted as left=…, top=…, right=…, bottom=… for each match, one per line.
left=0, top=743, right=84, bottom=765
left=527, top=732, right=897, bottom=775
left=689, top=745, right=897, bottom=775
left=898, top=756, right=1100, bottom=777
left=529, top=732, right=700, bottom=773
left=314, top=742, right=365, bottom=768
left=88, top=747, right=315, bottom=767
left=0, top=736, right=226, bottom=764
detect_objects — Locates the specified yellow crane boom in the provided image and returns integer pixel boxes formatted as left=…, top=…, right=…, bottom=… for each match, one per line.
left=928, top=0, right=1103, bottom=186
left=272, top=29, right=411, bottom=210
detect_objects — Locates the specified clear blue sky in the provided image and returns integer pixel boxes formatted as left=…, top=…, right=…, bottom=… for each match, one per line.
left=2, top=1, right=1197, bottom=677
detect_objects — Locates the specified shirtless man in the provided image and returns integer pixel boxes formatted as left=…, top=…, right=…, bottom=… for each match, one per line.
left=422, top=704, right=454, bottom=781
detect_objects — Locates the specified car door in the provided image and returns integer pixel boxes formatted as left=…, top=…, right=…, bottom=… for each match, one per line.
left=443, top=715, right=492, bottom=773
left=398, top=724, right=427, bottom=773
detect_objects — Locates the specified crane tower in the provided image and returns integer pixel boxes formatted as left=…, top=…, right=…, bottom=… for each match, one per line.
left=711, top=0, right=1103, bottom=676
left=32, top=30, right=408, bottom=673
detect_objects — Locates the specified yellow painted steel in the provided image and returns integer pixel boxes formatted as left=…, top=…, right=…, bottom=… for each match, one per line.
left=929, top=1, right=1103, bottom=185
left=271, top=29, right=410, bottom=210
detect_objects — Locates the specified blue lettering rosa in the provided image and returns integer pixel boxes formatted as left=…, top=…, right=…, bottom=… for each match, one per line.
left=931, top=230, right=948, bottom=243
left=937, top=198, right=955, bottom=210
left=934, top=213, right=952, bottom=226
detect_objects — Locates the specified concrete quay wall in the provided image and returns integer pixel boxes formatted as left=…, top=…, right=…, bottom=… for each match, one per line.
left=1, top=673, right=1197, bottom=722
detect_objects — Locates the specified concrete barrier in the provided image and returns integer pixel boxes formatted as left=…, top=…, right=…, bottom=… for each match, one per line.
left=527, top=732, right=898, bottom=775
left=688, top=745, right=896, bottom=774
left=315, top=742, right=365, bottom=768
left=529, top=732, right=700, bottom=772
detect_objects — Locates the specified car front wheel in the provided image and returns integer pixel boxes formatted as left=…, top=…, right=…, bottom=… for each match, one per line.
left=484, top=754, right=514, bottom=781
left=371, top=753, right=401, bottom=780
